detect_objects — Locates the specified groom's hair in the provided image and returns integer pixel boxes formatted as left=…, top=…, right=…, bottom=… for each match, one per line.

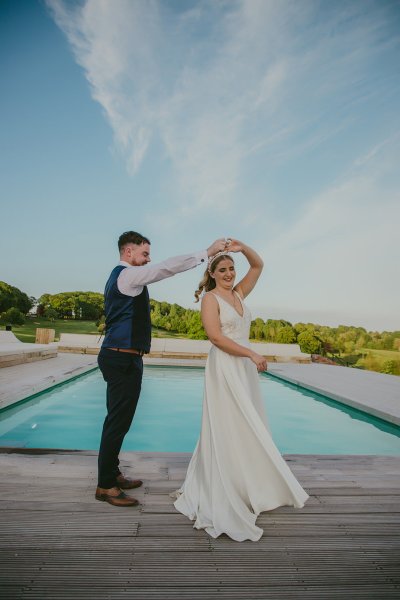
left=118, top=231, right=151, bottom=252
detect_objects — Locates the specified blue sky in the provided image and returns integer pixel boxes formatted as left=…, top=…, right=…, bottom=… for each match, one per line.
left=1, top=0, right=399, bottom=331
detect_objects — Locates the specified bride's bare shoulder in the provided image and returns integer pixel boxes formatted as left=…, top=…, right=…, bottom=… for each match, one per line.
left=201, top=292, right=219, bottom=310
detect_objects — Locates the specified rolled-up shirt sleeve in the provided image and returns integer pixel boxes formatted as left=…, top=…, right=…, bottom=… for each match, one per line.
left=117, top=250, right=208, bottom=297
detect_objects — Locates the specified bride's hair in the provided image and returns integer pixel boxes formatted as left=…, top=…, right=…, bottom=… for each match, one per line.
left=194, top=254, right=234, bottom=303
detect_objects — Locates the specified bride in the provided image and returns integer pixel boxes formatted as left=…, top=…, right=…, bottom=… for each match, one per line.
left=173, top=239, right=309, bottom=541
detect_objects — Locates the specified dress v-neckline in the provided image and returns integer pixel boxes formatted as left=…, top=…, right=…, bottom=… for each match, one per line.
left=212, top=291, right=244, bottom=318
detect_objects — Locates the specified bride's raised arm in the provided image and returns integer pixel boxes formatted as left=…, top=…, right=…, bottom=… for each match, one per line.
left=228, top=240, right=264, bottom=299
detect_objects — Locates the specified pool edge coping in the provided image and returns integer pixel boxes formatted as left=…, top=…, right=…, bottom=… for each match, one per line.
left=0, top=366, right=99, bottom=413
left=266, top=369, right=400, bottom=427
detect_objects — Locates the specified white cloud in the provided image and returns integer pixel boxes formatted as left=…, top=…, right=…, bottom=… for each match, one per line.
left=46, top=0, right=397, bottom=211
left=45, top=0, right=400, bottom=329
left=47, top=0, right=160, bottom=173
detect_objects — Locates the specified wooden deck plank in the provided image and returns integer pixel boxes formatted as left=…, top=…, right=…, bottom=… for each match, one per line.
left=0, top=450, right=399, bottom=599
left=1, top=587, right=400, bottom=600
left=1, top=536, right=399, bottom=551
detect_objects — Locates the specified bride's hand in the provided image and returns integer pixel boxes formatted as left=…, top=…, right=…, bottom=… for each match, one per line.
left=250, top=352, right=268, bottom=372
left=225, top=238, right=243, bottom=253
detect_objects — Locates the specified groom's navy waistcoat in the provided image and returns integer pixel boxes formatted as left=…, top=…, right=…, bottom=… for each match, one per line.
left=102, top=266, right=151, bottom=352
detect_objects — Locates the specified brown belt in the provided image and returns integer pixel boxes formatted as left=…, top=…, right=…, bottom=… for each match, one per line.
left=108, top=348, right=145, bottom=356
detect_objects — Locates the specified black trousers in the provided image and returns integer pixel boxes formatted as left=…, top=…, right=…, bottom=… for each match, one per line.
left=97, top=348, right=143, bottom=488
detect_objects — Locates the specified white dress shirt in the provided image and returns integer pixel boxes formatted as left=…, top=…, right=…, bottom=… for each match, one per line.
left=117, top=250, right=208, bottom=298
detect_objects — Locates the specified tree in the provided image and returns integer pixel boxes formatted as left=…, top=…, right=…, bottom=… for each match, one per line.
left=76, top=294, right=103, bottom=319
left=294, top=322, right=316, bottom=335
left=382, top=333, right=396, bottom=350
left=0, top=307, right=25, bottom=325
left=0, top=281, right=32, bottom=314
left=53, top=293, right=399, bottom=359
left=251, top=318, right=264, bottom=340
left=97, top=315, right=105, bottom=333
left=37, top=293, right=51, bottom=317
left=276, top=326, right=297, bottom=344
left=44, top=307, right=59, bottom=322
left=187, top=311, right=207, bottom=339
left=343, top=340, right=355, bottom=354
left=49, top=294, right=75, bottom=318
left=38, top=291, right=104, bottom=320
left=297, top=331, right=321, bottom=354
left=381, top=360, right=399, bottom=375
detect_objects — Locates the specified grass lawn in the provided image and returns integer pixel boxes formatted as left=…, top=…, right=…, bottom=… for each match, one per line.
left=10, top=319, right=100, bottom=343
left=152, top=328, right=191, bottom=339
left=8, top=320, right=192, bottom=343
left=359, top=348, right=400, bottom=359
left=354, top=348, right=400, bottom=375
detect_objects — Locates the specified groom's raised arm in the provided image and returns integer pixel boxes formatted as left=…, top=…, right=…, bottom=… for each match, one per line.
left=117, top=250, right=208, bottom=297
left=117, top=238, right=228, bottom=297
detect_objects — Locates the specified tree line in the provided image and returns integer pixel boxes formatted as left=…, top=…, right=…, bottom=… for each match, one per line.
left=0, top=281, right=34, bottom=326
left=1, top=281, right=399, bottom=369
left=249, top=318, right=400, bottom=354
left=38, top=291, right=104, bottom=321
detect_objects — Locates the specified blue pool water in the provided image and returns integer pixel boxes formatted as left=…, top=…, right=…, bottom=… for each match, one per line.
left=1, top=366, right=400, bottom=454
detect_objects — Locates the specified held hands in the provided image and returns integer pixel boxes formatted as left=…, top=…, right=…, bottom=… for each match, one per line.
left=225, top=238, right=243, bottom=253
left=207, top=238, right=244, bottom=257
left=207, top=238, right=231, bottom=257
left=250, top=352, right=268, bottom=372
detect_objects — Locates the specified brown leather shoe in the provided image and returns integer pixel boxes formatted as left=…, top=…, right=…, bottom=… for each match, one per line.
left=95, top=486, right=139, bottom=507
left=116, top=474, right=143, bottom=490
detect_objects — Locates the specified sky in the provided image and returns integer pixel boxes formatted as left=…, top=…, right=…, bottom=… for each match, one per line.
left=1, top=0, right=399, bottom=332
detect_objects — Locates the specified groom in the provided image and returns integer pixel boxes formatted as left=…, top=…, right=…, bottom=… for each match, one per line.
left=96, top=231, right=228, bottom=506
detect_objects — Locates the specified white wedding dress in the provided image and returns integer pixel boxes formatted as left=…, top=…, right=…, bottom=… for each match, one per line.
left=173, top=291, right=309, bottom=542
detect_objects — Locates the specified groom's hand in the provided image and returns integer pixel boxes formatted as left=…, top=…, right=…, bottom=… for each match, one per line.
left=207, top=238, right=229, bottom=257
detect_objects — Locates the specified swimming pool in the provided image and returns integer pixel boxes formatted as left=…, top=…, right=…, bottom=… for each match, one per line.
left=1, top=366, right=400, bottom=454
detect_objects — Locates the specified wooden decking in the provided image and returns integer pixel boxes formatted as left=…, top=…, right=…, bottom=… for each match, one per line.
left=0, top=450, right=399, bottom=599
